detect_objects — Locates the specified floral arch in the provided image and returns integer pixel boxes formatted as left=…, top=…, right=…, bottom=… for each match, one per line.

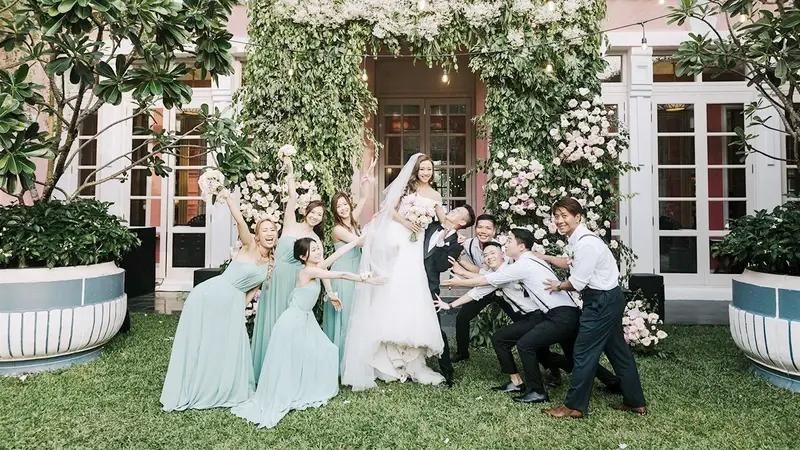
left=223, top=0, right=635, bottom=267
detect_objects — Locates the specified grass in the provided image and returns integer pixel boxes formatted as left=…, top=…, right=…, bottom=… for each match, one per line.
left=1, top=315, right=799, bottom=449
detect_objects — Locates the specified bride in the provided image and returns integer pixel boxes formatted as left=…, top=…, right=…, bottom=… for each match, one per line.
left=342, top=153, right=448, bottom=390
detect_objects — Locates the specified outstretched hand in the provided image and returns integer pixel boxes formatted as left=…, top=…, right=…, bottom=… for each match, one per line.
left=433, top=294, right=451, bottom=312
left=441, top=278, right=457, bottom=288
left=543, top=279, right=560, bottom=292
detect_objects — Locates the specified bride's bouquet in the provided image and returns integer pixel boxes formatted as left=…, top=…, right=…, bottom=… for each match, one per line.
left=197, top=169, right=226, bottom=202
left=403, top=201, right=436, bottom=242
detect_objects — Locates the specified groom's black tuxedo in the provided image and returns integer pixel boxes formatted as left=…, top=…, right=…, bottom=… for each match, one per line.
left=422, top=222, right=463, bottom=384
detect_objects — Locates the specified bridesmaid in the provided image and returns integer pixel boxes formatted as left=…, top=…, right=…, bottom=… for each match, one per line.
left=161, top=189, right=278, bottom=411
left=251, top=156, right=326, bottom=381
left=322, top=158, right=376, bottom=373
left=231, top=237, right=379, bottom=428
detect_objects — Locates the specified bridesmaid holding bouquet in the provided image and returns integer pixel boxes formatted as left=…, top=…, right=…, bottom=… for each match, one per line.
left=161, top=189, right=278, bottom=411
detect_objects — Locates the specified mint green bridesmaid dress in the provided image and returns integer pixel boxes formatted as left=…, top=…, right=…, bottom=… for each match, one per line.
left=160, top=261, right=266, bottom=411
left=231, top=279, right=339, bottom=428
left=251, top=234, right=302, bottom=381
left=322, top=241, right=361, bottom=374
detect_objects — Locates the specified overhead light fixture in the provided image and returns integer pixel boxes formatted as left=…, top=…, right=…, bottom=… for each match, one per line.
left=664, top=103, right=687, bottom=112
left=640, top=23, right=648, bottom=50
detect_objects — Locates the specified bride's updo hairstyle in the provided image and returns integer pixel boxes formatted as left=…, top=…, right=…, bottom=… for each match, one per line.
left=408, top=154, right=435, bottom=193
left=293, top=237, right=316, bottom=264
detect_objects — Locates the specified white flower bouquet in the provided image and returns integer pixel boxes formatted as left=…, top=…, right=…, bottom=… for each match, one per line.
left=197, top=169, right=226, bottom=201
left=278, top=144, right=297, bottom=159
left=403, top=201, right=436, bottom=242
left=622, top=299, right=668, bottom=353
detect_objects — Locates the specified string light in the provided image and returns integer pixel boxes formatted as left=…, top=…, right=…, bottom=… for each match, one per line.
left=441, top=69, right=449, bottom=84
left=361, top=68, right=368, bottom=81
left=545, top=63, right=553, bottom=73
left=658, top=0, right=665, bottom=5
left=739, top=14, right=748, bottom=23
left=418, top=0, right=427, bottom=10
left=640, top=23, right=648, bottom=50
left=288, top=67, right=294, bottom=77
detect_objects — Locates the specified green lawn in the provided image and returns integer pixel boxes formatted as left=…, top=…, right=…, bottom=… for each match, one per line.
left=1, top=314, right=799, bottom=449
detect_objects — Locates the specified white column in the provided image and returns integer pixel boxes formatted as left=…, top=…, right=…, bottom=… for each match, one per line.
left=206, top=66, right=238, bottom=267
left=626, top=47, right=656, bottom=273
left=751, top=102, right=784, bottom=210
left=95, top=100, right=132, bottom=220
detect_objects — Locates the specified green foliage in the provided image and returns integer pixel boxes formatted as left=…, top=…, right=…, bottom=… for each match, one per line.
left=0, top=199, right=140, bottom=268
left=712, top=202, right=800, bottom=276
left=0, top=0, right=238, bottom=200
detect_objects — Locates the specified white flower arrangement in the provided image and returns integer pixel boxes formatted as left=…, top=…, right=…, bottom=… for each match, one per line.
left=271, top=0, right=593, bottom=42
left=278, top=144, right=297, bottom=159
left=197, top=169, right=226, bottom=201
left=622, top=299, right=668, bottom=352
left=237, top=168, right=320, bottom=230
left=549, top=90, right=618, bottom=166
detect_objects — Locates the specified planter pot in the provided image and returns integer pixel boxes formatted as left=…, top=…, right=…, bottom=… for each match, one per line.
left=0, top=262, right=126, bottom=376
left=730, top=269, right=800, bottom=392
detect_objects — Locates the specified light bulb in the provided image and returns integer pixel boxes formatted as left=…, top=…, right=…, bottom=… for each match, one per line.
left=545, top=63, right=553, bottom=73
left=546, top=0, right=555, bottom=11
left=641, top=37, right=648, bottom=50
left=361, top=69, right=368, bottom=82
left=441, top=71, right=449, bottom=83
left=658, top=0, right=665, bottom=4
left=288, top=67, right=294, bottom=77
left=418, top=0, right=427, bottom=10
left=739, top=14, right=748, bottom=23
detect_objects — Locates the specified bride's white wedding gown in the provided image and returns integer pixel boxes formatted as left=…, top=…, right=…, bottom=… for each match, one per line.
left=342, top=193, right=445, bottom=390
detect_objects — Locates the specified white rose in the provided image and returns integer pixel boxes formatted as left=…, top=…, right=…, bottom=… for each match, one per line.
left=304, top=163, right=314, bottom=172
left=500, top=201, right=510, bottom=210
left=534, top=228, right=546, bottom=240
left=490, top=183, right=499, bottom=191
left=568, top=99, right=578, bottom=108
left=578, top=87, right=590, bottom=96
left=656, top=330, right=668, bottom=339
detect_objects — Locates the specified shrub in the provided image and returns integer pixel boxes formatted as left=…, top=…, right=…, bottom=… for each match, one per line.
left=0, top=199, right=139, bottom=269
left=712, top=202, right=800, bottom=276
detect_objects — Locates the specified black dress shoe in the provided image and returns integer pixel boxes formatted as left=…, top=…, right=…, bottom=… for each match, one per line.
left=544, top=369, right=563, bottom=388
left=491, top=382, right=525, bottom=393
left=451, top=354, right=470, bottom=364
left=513, top=391, right=550, bottom=404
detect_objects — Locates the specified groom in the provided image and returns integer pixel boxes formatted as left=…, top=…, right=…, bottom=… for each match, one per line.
left=423, top=204, right=476, bottom=386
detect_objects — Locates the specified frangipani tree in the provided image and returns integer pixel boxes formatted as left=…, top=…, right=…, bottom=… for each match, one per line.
left=0, top=0, right=249, bottom=204
left=669, top=0, right=800, bottom=196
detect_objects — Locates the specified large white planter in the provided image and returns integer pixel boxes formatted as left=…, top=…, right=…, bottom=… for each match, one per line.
left=0, top=262, right=127, bottom=375
left=729, top=269, right=800, bottom=392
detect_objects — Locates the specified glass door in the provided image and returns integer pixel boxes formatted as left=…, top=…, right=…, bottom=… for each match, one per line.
left=379, top=98, right=472, bottom=209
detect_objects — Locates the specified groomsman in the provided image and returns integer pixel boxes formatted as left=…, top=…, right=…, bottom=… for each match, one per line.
left=442, top=228, right=581, bottom=403
left=542, top=197, right=646, bottom=418
left=450, top=214, right=525, bottom=362
left=422, top=204, right=476, bottom=386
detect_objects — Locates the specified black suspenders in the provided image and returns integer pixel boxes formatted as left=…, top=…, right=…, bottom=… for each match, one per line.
left=527, top=255, right=578, bottom=306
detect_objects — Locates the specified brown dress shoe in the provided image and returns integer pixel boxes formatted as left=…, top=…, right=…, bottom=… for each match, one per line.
left=616, top=404, right=648, bottom=416
left=544, top=405, right=584, bottom=419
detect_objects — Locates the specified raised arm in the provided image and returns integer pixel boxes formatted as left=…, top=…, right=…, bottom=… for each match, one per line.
left=442, top=275, right=490, bottom=288
left=220, top=190, right=254, bottom=248
left=332, top=224, right=360, bottom=245
left=352, top=158, right=377, bottom=220
left=282, top=157, right=299, bottom=228
left=319, top=236, right=364, bottom=269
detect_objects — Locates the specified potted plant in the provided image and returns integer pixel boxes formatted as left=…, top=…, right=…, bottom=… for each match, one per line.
left=713, top=203, right=800, bottom=391
left=0, top=0, right=247, bottom=375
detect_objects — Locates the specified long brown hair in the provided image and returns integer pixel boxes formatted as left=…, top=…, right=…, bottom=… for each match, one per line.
left=408, top=154, right=435, bottom=193
left=304, top=199, right=325, bottom=238
left=331, top=191, right=361, bottom=235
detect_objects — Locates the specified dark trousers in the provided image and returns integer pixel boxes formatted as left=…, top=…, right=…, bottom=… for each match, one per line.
left=564, top=286, right=646, bottom=414
left=438, top=317, right=453, bottom=380
left=492, top=306, right=580, bottom=394
left=455, top=292, right=524, bottom=357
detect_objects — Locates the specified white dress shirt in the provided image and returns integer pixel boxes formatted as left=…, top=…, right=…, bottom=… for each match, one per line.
left=466, top=263, right=530, bottom=314
left=485, top=253, right=577, bottom=312
left=427, top=228, right=455, bottom=252
left=461, top=237, right=485, bottom=269
left=567, top=224, right=620, bottom=291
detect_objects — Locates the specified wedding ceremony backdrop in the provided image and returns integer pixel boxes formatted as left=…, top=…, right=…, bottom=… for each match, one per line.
left=4, top=0, right=790, bottom=307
